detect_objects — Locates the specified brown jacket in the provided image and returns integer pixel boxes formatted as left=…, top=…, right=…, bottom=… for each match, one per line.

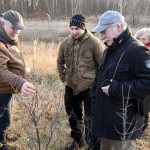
left=0, top=41, right=26, bottom=94
left=57, top=30, right=104, bottom=94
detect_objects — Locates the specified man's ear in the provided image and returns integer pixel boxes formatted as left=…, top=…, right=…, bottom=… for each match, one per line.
left=116, top=23, right=122, bottom=32
left=1, top=20, right=5, bottom=28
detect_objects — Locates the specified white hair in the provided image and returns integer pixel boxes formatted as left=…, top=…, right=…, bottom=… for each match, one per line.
left=135, top=28, right=150, bottom=41
left=111, top=21, right=127, bottom=31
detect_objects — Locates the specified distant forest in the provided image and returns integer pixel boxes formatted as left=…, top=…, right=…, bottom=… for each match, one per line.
left=0, top=0, right=150, bottom=26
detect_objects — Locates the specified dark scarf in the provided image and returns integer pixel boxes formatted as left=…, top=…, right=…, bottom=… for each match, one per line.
left=0, top=20, right=18, bottom=45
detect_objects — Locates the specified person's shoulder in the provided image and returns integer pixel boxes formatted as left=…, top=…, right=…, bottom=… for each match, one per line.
left=126, top=36, right=143, bottom=48
left=87, top=31, right=103, bottom=44
left=129, top=35, right=145, bottom=45
left=127, top=37, right=149, bottom=54
left=87, top=31, right=97, bottom=39
left=59, top=36, right=70, bottom=48
left=0, top=41, right=7, bottom=50
left=64, top=36, right=71, bottom=42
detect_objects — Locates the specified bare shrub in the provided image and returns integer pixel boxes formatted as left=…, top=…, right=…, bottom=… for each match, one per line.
left=7, top=41, right=70, bottom=149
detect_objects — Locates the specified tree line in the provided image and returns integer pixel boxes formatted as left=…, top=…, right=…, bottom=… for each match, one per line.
left=0, top=0, right=150, bottom=26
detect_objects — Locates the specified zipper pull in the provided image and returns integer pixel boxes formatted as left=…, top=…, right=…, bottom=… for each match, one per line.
left=108, top=64, right=111, bottom=69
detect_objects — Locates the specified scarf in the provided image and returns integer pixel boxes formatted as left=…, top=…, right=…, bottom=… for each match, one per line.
left=145, top=42, right=150, bottom=47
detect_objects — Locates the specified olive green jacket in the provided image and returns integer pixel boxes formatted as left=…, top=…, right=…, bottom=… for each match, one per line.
left=57, top=30, right=104, bottom=95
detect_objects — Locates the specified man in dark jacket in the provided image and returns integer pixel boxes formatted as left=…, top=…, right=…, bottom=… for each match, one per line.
left=0, top=10, right=36, bottom=150
left=90, top=11, right=150, bottom=150
left=57, top=14, right=104, bottom=149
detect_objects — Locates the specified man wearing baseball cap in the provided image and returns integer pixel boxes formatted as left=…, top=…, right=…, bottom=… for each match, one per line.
left=91, top=11, right=125, bottom=33
left=2, top=10, right=26, bottom=30
left=90, top=11, right=150, bottom=149
left=0, top=10, right=36, bottom=150
left=57, top=14, right=104, bottom=149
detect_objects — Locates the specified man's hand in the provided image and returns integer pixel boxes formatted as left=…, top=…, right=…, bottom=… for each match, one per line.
left=101, top=85, right=110, bottom=96
left=21, top=82, right=36, bottom=97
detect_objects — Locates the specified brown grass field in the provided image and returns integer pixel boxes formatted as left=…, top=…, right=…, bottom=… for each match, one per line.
left=7, top=19, right=150, bottom=150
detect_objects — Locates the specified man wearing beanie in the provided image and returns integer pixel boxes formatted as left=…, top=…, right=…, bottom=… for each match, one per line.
left=57, top=14, right=104, bottom=150
left=0, top=10, right=36, bottom=150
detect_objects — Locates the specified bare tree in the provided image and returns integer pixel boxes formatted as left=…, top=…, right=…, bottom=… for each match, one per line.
left=115, top=85, right=146, bottom=149
left=119, top=0, right=122, bottom=14
left=45, top=0, right=50, bottom=14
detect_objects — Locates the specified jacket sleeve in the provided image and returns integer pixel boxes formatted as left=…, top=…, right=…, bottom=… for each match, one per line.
left=57, top=42, right=66, bottom=82
left=93, top=40, right=104, bottom=65
left=89, top=68, right=99, bottom=99
left=90, top=49, right=107, bottom=99
left=0, top=48, right=26, bottom=92
left=109, top=47, right=150, bottom=100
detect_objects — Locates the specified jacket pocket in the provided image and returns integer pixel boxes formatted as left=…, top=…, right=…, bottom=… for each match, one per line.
left=79, top=51, right=93, bottom=64
left=108, top=64, right=129, bottom=81
left=64, top=51, right=72, bottom=67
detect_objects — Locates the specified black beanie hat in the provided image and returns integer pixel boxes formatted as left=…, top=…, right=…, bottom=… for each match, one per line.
left=70, top=14, right=86, bottom=30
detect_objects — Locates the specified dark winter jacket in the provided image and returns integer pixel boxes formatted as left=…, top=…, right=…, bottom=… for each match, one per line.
left=90, top=28, right=150, bottom=140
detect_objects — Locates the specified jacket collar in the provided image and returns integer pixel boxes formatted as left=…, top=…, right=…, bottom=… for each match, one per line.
left=107, top=27, right=131, bottom=49
left=67, top=29, right=89, bottom=45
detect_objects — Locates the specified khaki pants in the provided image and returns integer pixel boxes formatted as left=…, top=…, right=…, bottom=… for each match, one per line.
left=101, top=138, right=137, bottom=150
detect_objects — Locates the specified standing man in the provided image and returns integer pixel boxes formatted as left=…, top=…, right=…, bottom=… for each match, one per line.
left=46, top=14, right=51, bottom=23
left=90, top=11, right=150, bottom=150
left=57, top=14, right=104, bottom=150
left=0, top=10, right=36, bottom=150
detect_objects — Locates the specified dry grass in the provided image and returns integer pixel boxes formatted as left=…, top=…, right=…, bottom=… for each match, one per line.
left=9, top=75, right=70, bottom=149
left=19, top=19, right=99, bottom=43
left=20, top=20, right=70, bottom=43
left=20, top=40, right=58, bottom=76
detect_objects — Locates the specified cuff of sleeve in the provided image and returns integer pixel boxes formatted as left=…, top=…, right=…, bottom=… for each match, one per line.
left=109, top=80, right=120, bottom=99
left=17, top=78, right=27, bottom=92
